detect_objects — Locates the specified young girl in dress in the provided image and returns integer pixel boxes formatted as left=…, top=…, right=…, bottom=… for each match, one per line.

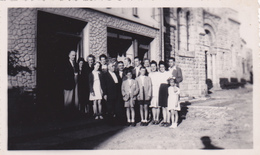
left=167, top=77, right=180, bottom=128
left=121, top=69, right=139, bottom=126
left=89, top=62, right=104, bottom=120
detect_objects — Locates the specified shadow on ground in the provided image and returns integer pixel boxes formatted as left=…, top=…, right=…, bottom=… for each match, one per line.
left=201, top=136, right=224, bottom=149
left=178, top=101, right=190, bottom=125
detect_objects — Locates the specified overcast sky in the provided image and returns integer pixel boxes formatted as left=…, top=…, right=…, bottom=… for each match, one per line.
left=234, top=6, right=258, bottom=49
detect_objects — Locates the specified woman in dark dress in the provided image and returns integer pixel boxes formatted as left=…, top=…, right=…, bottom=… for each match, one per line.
left=77, top=58, right=89, bottom=114
left=157, top=61, right=172, bottom=127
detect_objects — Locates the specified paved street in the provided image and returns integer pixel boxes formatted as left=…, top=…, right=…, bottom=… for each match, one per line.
left=8, top=84, right=253, bottom=150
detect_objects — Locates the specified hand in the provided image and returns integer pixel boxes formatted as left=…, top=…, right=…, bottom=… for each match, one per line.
left=91, top=92, right=95, bottom=96
left=174, top=88, right=178, bottom=93
left=104, top=95, right=107, bottom=101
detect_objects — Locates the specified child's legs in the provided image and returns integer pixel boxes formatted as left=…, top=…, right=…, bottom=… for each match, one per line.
left=93, top=100, right=97, bottom=114
left=130, top=107, right=135, bottom=122
left=174, top=110, right=178, bottom=124
left=139, top=104, right=144, bottom=121
left=166, top=108, right=171, bottom=123
left=97, top=99, right=102, bottom=114
left=170, top=110, right=174, bottom=124
left=162, top=107, right=167, bottom=122
left=156, top=107, right=160, bottom=121
left=144, top=104, right=148, bottom=121
left=152, top=108, right=156, bottom=120
left=126, top=108, right=131, bottom=122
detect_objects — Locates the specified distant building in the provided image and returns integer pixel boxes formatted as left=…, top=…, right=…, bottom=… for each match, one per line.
left=8, top=8, right=252, bottom=104
left=163, top=8, right=253, bottom=97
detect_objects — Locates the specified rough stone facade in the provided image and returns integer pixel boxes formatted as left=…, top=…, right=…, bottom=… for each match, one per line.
left=164, top=8, right=252, bottom=97
left=8, top=8, right=160, bottom=89
left=8, top=7, right=252, bottom=98
left=8, top=8, right=37, bottom=89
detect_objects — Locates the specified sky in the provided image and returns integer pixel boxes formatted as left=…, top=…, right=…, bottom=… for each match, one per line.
left=234, top=6, right=258, bottom=50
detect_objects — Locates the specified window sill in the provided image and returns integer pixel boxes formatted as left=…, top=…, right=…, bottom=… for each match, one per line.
left=177, top=50, right=195, bottom=58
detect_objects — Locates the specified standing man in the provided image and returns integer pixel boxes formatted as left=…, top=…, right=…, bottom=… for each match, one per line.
left=168, top=57, right=183, bottom=87
left=133, top=57, right=142, bottom=79
left=115, top=61, right=126, bottom=124
left=63, top=50, right=78, bottom=109
left=85, top=54, right=95, bottom=116
left=103, top=59, right=120, bottom=124
left=116, top=61, right=125, bottom=81
left=99, top=54, right=108, bottom=73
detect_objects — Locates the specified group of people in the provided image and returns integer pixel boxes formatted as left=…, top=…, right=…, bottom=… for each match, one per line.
left=63, top=50, right=183, bottom=129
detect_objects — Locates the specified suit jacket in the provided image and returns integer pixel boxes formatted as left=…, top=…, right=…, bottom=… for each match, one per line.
left=121, top=79, right=139, bottom=101
left=103, top=71, right=120, bottom=101
left=136, top=76, right=152, bottom=101
left=115, top=70, right=124, bottom=85
left=89, top=71, right=105, bottom=94
left=63, top=60, right=77, bottom=90
left=132, top=66, right=141, bottom=79
left=170, top=66, right=183, bottom=84
left=77, top=64, right=89, bottom=100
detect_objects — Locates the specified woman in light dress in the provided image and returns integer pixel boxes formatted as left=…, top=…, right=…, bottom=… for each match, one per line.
left=149, top=60, right=161, bottom=125
left=89, top=62, right=104, bottom=120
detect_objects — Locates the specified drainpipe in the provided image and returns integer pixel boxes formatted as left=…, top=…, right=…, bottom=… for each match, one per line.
left=159, top=8, right=164, bottom=61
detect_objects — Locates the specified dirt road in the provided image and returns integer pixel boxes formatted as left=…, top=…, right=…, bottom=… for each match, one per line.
left=94, top=85, right=253, bottom=149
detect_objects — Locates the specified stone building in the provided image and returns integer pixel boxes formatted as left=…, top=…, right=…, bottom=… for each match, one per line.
left=163, top=8, right=252, bottom=97
left=8, top=7, right=252, bottom=105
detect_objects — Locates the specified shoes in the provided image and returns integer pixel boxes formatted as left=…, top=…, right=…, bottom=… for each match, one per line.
left=131, top=122, right=136, bottom=127
left=170, top=123, right=177, bottom=128
left=126, top=122, right=131, bottom=126
left=164, top=122, right=171, bottom=127
left=152, top=120, right=156, bottom=125
left=99, top=116, right=103, bottom=120
left=95, top=116, right=99, bottom=120
left=140, top=122, right=144, bottom=126
left=160, top=122, right=165, bottom=127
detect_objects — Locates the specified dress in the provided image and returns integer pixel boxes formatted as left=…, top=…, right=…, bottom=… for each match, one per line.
left=167, top=86, right=180, bottom=111
left=89, top=71, right=103, bottom=100
left=158, top=71, right=172, bottom=107
left=149, top=71, right=160, bottom=108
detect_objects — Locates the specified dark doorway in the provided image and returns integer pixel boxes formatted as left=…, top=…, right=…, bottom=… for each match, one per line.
left=107, top=28, right=153, bottom=61
left=37, top=11, right=87, bottom=115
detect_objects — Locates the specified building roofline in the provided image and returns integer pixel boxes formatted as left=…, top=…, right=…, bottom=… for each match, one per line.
left=88, top=8, right=160, bottom=30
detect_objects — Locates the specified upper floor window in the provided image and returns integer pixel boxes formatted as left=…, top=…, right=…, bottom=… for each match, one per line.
left=133, top=8, right=138, bottom=17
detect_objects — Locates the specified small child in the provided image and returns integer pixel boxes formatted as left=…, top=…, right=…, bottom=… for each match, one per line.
left=121, top=69, right=139, bottom=126
left=136, top=66, right=152, bottom=126
left=167, top=77, right=180, bottom=128
left=89, top=62, right=104, bottom=120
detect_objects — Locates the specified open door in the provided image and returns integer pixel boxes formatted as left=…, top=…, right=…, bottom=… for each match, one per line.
left=37, top=11, right=87, bottom=114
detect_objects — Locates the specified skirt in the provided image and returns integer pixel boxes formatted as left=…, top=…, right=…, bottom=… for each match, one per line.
left=158, top=83, right=169, bottom=107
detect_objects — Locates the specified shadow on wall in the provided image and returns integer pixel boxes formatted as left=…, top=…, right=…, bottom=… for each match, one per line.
left=201, top=136, right=224, bottom=149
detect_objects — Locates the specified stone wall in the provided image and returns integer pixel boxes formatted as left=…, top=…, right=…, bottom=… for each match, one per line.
left=164, top=7, right=251, bottom=97
left=39, top=8, right=159, bottom=57
left=8, top=8, right=37, bottom=89
left=8, top=8, right=160, bottom=89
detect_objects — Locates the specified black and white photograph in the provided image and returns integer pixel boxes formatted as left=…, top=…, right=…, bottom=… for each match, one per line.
left=1, top=0, right=259, bottom=153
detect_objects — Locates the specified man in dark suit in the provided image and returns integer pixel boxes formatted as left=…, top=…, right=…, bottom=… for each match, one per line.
left=132, top=56, right=141, bottom=79
left=168, top=57, right=183, bottom=87
left=84, top=54, right=95, bottom=115
left=115, top=61, right=126, bottom=124
left=103, top=60, right=120, bottom=123
left=63, top=50, right=77, bottom=108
